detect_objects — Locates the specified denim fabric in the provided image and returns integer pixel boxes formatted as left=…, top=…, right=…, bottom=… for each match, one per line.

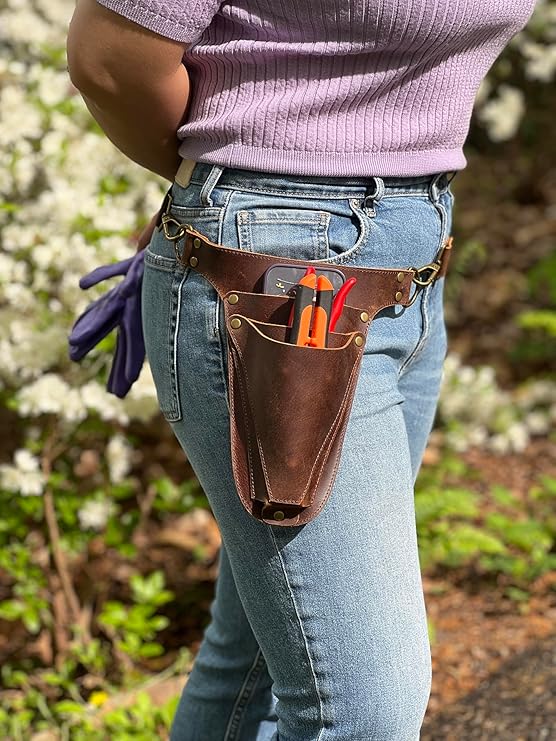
left=141, top=163, right=454, bottom=741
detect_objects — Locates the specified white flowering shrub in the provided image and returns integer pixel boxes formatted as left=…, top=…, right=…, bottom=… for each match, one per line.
left=438, top=354, right=556, bottom=455
left=474, top=0, right=556, bottom=140
left=0, top=0, right=165, bottom=469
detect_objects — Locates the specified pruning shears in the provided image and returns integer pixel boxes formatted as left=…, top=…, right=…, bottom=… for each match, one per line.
left=287, top=268, right=357, bottom=347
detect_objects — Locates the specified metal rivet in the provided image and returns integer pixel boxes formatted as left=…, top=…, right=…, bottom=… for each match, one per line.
left=230, top=317, right=242, bottom=329
left=273, top=510, right=285, bottom=521
left=360, top=311, right=369, bottom=322
left=228, top=293, right=239, bottom=305
left=189, top=256, right=198, bottom=267
left=395, top=290, right=403, bottom=302
left=193, top=237, right=201, bottom=249
left=397, top=272, right=405, bottom=282
left=354, top=335, right=364, bottom=347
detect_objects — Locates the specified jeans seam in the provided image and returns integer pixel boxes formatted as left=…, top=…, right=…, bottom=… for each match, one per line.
left=397, top=196, right=449, bottom=379
left=223, top=647, right=267, bottom=741
left=166, top=269, right=189, bottom=422
left=268, top=527, right=326, bottom=740
left=211, top=187, right=234, bottom=337
left=194, top=183, right=437, bottom=200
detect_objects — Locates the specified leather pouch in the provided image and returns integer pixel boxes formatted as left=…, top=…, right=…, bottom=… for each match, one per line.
left=159, top=217, right=452, bottom=527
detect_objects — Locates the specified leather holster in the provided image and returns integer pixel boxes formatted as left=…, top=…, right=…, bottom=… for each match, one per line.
left=165, top=222, right=452, bottom=527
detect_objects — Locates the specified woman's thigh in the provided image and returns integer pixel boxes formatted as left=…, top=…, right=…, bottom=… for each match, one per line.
left=141, top=170, right=452, bottom=740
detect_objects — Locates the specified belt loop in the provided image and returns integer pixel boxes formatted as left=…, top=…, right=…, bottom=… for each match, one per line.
left=429, top=171, right=457, bottom=203
left=175, top=158, right=197, bottom=188
left=428, top=173, right=444, bottom=204
left=361, top=176, right=385, bottom=216
left=200, top=164, right=226, bottom=207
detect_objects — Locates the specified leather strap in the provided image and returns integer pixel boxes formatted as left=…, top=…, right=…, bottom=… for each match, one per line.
left=159, top=219, right=453, bottom=317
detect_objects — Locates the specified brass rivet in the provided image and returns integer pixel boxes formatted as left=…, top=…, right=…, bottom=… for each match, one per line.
left=193, top=237, right=201, bottom=249
left=395, top=290, right=403, bottom=301
left=273, top=510, right=285, bottom=521
left=360, top=311, right=369, bottom=322
left=354, top=335, right=364, bottom=347
left=397, top=272, right=405, bottom=282
left=230, top=317, right=242, bottom=329
left=228, top=293, right=239, bottom=305
left=189, top=256, right=198, bottom=267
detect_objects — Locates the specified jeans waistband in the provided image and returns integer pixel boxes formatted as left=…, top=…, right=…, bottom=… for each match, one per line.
left=181, top=161, right=457, bottom=200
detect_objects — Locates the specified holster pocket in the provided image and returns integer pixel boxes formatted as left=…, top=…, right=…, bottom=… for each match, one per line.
left=222, top=290, right=369, bottom=527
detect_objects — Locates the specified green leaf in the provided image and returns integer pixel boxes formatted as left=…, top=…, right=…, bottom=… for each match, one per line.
left=53, top=700, right=86, bottom=716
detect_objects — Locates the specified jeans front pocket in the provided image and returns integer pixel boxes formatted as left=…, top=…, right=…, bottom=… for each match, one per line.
left=233, top=197, right=369, bottom=266
left=320, top=197, right=369, bottom=265
left=142, top=245, right=189, bottom=423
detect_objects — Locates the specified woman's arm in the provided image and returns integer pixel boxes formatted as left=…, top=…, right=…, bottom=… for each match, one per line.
left=67, top=0, right=191, bottom=182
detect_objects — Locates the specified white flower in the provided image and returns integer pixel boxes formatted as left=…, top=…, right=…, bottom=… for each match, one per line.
left=506, top=422, right=530, bottom=453
left=16, top=374, right=87, bottom=422
left=489, top=434, right=512, bottom=455
left=525, top=411, right=550, bottom=435
left=0, top=449, right=46, bottom=497
left=478, top=84, right=525, bottom=142
left=520, top=40, right=556, bottom=82
left=78, top=499, right=114, bottom=531
left=106, top=435, right=133, bottom=484
left=13, top=449, right=40, bottom=473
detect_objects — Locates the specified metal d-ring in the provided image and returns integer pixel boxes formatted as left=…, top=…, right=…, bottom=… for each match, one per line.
left=405, top=262, right=441, bottom=306
left=161, top=214, right=193, bottom=261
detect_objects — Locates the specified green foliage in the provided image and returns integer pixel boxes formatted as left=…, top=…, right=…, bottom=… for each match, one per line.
left=516, top=309, right=556, bottom=337
left=511, top=251, right=556, bottom=365
left=98, top=572, right=174, bottom=663
left=416, top=460, right=556, bottom=590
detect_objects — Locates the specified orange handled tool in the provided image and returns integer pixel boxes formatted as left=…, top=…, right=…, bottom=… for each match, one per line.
left=288, top=272, right=317, bottom=346
left=308, top=275, right=334, bottom=348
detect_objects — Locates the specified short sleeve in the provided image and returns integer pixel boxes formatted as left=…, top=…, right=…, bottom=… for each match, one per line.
left=95, top=0, right=223, bottom=43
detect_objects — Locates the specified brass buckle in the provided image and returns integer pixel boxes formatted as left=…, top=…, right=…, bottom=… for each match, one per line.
left=411, top=262, right=441, bottom=286
left=406, top=262, right=441, bottom=306
left=160, top=213, right=193, bottom=261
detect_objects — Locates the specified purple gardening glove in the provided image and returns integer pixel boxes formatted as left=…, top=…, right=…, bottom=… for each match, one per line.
left=68, top=249, right=146, bottom=398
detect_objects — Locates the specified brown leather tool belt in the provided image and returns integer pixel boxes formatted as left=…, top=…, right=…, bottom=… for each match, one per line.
left=157, top=205, right=453, bottom=527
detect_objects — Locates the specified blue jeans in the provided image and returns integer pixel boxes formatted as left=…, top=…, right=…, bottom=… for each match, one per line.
left=141, top=163, right=454, bottom=741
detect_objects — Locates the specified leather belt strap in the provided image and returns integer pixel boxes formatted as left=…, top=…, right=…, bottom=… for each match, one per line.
left=155, top=188, right=453, bottom=309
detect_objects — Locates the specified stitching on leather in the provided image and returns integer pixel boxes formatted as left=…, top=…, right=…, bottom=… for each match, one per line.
left=298, top=360, right=363, bottom=520
left=229, top=318, right=367, bottom=506
left=230, top=344, right=258, bottom=505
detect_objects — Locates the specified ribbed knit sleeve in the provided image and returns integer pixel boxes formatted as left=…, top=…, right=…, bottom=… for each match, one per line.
left=93, top=0, right=538, bottom=177
left=95, top=0, right=223, bottom=43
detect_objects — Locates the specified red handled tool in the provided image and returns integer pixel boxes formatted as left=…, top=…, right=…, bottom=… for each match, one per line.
left=329, top=277, right=357, bottom=332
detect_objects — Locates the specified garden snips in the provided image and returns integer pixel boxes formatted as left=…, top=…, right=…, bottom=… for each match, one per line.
left=287, top=268, right=357, bottom=347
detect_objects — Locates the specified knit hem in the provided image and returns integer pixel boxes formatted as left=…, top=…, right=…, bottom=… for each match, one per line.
left=177, top=140, right=467, bottom=178
left=95, top=0, right=203, bottom=43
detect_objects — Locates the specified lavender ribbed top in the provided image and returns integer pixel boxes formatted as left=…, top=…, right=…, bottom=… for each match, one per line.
left=95, top=0, right=536, bottom=177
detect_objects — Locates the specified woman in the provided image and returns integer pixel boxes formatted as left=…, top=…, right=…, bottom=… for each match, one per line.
left=67, top=1, right=536, bottom=739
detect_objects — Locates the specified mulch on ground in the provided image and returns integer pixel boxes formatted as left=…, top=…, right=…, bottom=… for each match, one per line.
left=423, top=632, right=556, bottom=740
